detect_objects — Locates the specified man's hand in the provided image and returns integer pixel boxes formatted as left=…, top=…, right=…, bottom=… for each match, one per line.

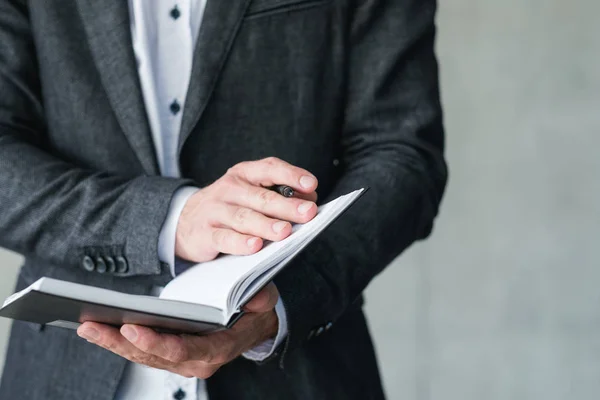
left=176, top=157, right=319, bottom=262
left=77, top=283, right=280, bottom=379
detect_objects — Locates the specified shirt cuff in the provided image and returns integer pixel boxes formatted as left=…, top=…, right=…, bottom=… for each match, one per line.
left=242, top=294, right=288, bottom=362
left=157, top=186, right=199, bottom=278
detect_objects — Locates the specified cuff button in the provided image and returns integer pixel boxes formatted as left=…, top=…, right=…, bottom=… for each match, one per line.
left=116, top=256, right=129, bottom=274
left=95, top=257, right=107, bottom=274
left=82, top=256, right=95, bottom=272
left=105, top=256, right=116, bottom=273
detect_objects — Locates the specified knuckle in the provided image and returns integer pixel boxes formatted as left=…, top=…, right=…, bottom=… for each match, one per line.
left=233, top=207, right=250, bottom=225
left=218, top=174, right=236, bottom=189
left=167, top=345, right=189, bottom=364
left=211, top=230, right=225, bottom=247
left=200, top=351, right=215, bottom=364
left=226, top=164, right=240, bottom=175
left=263, top=156, right=279, bottom=165
left=258, top=189, right=277, bottom=207
left=200, top=347, right=222, bottom=365
left=228, top=162, right=248, bottom=176
left=168, top=351, right=186, bottom=364
left=225, top=166, right=236, bottom=176
left=216, top=175, right=243, bottom=199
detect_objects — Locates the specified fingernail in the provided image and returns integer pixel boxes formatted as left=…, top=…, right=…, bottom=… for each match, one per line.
left=79, top=327, right=100, bottom=342
left=272, top=221, right=288, bottom=233
left=299, top=175, right=316, bottom=189
left=121, top=326, right=138, bottom=342
left=247, top=237, right=259, bottom=247
left=297, top=202, right=313, bottom=215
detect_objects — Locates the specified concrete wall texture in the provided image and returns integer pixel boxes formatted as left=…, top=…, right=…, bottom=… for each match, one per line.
left=1, top=0, right=599, bottom=399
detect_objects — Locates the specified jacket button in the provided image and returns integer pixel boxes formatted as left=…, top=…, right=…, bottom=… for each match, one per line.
left=316, top=326, right=325, bottom=336
left=325, top=322, right=333, bottom=331
left=116, top=256, right=129, bottom=274
left=82, top=256, right=95, bottom=272
left=105, top=256, right=116, bottom=273
left=307, top=329, right=315, bottom=340
left=96, top=257, right=107, bottom=274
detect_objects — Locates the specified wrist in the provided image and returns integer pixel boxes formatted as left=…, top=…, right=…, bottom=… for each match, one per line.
left=262, top=310, right=279, bottom=341
left=158, top=186, right=199, bottom=273
left=174, top=190, right=202, bottom=261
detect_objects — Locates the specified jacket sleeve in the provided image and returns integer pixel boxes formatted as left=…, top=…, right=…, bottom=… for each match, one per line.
left=273, top=0, right=448, bottom=363
left=0, top=1, right=192, bottom=276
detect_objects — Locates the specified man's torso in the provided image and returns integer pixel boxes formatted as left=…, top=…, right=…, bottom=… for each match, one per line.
left=0, top=1, right=384, bottom=399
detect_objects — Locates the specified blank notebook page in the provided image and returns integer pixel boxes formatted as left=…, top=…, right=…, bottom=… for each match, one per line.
left=159, top=189, right=363, bottom=314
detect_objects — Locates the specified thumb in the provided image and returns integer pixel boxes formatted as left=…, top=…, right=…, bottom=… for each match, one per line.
left=244, top=282, right=279, bottom=313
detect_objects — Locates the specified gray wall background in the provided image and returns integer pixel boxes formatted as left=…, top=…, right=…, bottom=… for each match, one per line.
left=1, top=0, right=599, bottom=398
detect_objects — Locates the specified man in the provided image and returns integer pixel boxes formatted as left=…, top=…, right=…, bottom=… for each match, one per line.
left=0, top=0, right=447, bottom=399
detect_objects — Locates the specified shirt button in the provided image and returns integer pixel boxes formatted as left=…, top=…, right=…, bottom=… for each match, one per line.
left=82, top=256, right=95, bottom=272
left=333, top=158, right=340, bottom=167
left=169, top=100, right=181, bottom=115
left=170, top=5, right=181, bottom=20
left=173, top=388, right=186, bottom=400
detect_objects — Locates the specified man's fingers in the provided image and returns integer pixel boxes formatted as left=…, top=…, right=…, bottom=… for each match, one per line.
left=230, top=157, right=319, bottom=193
left=210, top=227, right=263, bottom=255
left=120, top=325, right=192, bottom=363
left=213, top=203, right=292, bottom=242
left=77, top=322, right=171, bottom=369
left=234, top=184, right=317, bottom=224
left=78, top=323, right=221, bottom=379
left=244, top=282, right=279, bottom=313
left=293, top=191, right=318, bottom=202
left=131, top=329, right=235, bottom=366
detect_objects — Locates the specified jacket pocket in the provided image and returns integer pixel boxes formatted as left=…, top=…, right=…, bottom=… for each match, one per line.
left=245, top=0, right=331, bottom=19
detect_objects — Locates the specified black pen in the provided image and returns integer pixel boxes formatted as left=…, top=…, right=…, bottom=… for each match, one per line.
left=269, top=185, right=294, bottom=198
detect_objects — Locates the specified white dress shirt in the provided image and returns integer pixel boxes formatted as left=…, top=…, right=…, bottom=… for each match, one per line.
left=116, top=1, right=288, bottom=399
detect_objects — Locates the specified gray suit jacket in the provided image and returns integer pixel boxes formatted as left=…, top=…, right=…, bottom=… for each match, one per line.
left=0, top=0, right=447, bottom=399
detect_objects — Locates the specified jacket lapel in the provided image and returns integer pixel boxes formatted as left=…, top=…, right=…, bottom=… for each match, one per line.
left=178, top=0, right=252, bottom=153
left=76, top=0, right=159, bottom=175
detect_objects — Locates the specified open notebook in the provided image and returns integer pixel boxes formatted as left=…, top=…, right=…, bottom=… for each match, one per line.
left=0, top=188, right=366, bottom=334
